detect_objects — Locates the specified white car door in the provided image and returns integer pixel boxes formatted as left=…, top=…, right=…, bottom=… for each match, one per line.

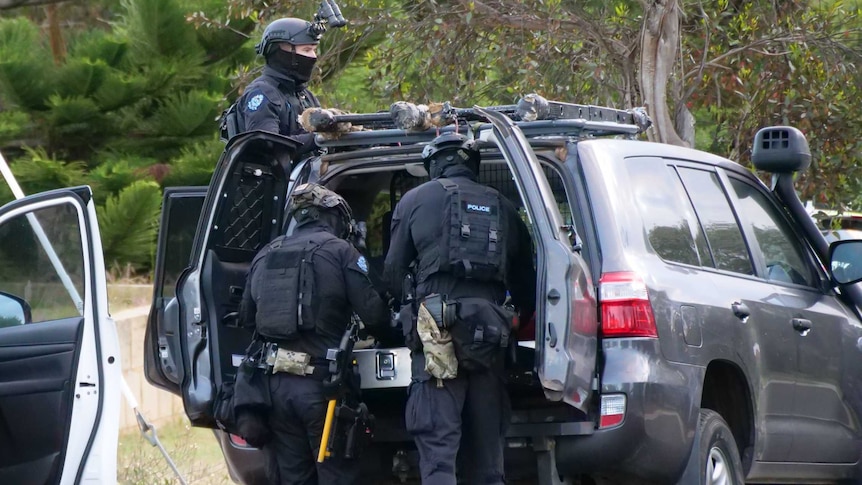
left=0, top=186, right=120, bottom=484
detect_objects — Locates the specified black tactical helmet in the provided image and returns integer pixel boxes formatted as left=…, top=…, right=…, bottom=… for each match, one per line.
left=255, top=17, right=322, bottom=57
left=289, top=183, right=354, bottom=238
left=421, top=132, right=480, bottom=177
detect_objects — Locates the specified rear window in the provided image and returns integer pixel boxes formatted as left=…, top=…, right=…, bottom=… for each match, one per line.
left=625, top=159, right=756, bottom=276
left=677, top=168, right=753, bottom=275
left=625, top=158, right=702, bottom=266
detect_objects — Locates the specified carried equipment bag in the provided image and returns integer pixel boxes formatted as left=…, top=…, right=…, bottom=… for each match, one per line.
left=448, top=297, right=514, bottom=372
left=213, top=338, right=273, bottom=447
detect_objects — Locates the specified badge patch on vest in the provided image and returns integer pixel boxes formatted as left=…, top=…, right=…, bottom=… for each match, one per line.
left=356, top=256, right=368, bottom=273
left=247, top=93, right=265, bottom=111
left=463, top=201, right=496, bottom=215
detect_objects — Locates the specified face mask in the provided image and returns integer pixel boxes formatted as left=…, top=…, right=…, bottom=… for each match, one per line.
left=268, top=49, right=317, bottom=84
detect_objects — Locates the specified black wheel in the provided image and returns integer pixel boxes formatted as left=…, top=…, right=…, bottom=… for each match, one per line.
left=677, top=409, right=745, bottom=485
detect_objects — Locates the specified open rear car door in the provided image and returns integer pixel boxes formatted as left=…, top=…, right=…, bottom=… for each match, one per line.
left=0, top=186, right=120, bottom=484
left=478, top=108, right=597, bottom=411
left=146, top=132, right=299, bottom=424
left=144, top=187, right=207, bottom=394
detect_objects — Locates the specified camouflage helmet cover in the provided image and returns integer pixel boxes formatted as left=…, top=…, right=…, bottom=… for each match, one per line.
left=290, top=183, right=354, bottom=235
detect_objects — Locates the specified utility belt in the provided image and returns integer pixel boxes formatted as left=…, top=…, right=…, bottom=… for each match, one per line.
left=261, top=343, right=330, bottom=381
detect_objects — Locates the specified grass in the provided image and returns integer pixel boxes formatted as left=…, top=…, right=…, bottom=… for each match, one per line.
left=117, top=418, right=232, bottom=485
left=111, top=282, right=232, bottom=484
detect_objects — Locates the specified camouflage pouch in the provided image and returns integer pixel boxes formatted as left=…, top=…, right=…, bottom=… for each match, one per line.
left=268, top=348, right=314, bottom=376
left=417, top=295, right=458, bottom=381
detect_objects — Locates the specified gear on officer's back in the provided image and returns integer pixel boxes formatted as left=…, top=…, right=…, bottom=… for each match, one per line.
left=239, top=182, right=391, bottom=484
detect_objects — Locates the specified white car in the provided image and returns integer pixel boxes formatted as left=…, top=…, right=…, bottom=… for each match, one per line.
left=0, top=187, right=121, bottom=484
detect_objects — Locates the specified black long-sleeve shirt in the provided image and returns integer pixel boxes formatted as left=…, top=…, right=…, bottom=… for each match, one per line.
left=235, top=67, right=320, bottom=157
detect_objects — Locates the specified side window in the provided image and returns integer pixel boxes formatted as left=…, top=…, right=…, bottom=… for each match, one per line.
left=728, top=179, right=816, bottom=286
left=677, top=167, right=754, bottom=276
left=160, top=194, right=205, bottom=300
left=625, top=159, right=703, bottom=266
left=0, top=203, right=84, bottom=325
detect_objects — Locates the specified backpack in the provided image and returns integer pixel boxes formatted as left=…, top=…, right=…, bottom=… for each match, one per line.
left=435, top=178, right=507, bottom=282
left=253, top=235, right=327, bottom=340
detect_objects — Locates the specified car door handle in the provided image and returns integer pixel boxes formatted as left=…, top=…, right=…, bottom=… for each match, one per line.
left=731, top=301, right=750, bottom=320
left=792, top=318, right=812, bottom=333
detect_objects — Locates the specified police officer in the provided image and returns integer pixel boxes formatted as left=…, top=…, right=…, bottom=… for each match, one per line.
left=384, top=133, right=536, bottom=484
left=234, top=17, right=322, bottom=156
left=240, top=183, right=390, bottom=485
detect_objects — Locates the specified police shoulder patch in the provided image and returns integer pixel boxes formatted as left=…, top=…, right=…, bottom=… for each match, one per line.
left=356, top=255, right=368, bottom=273
left=247, top=93, right=266, bottom=111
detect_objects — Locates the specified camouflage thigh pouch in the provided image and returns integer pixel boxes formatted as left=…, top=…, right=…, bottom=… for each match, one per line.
left=417, top=295, right=458, bottom=380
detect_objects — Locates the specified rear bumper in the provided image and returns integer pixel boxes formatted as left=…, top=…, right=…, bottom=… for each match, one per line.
left=555, top=338, right=703, bottom=483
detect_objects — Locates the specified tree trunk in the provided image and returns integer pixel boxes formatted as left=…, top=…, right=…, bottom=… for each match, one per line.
left=639, top=0, right=688, bottom=147
left=46, top=3, right=66, bottom=65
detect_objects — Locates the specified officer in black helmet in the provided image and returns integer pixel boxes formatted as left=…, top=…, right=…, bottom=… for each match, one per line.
left=233, top=17, right=322, bottom=156
left=240, top=183, right=390, bottom=484
left=384, top=133, right=536, bottom=484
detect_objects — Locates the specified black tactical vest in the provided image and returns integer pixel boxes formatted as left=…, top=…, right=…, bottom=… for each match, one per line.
left=420, top=178, right=507, bottom=283
left=253, top=232, right=335, bottom=340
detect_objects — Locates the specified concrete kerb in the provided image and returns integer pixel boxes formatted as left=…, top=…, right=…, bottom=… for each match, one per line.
left=112, top=301, right=184, bottom=431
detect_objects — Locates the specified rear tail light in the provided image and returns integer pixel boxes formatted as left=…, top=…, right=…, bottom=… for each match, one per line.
left=599, top=393, right=626, bottom=428
left=229, top=434, right=252, bottom=447
left=599, top=272, right=657, bottom=338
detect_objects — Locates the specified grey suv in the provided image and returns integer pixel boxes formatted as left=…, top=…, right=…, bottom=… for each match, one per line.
left=144, top=100, right=862, bottom=484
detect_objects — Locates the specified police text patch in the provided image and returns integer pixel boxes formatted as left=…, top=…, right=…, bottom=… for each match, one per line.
left=463, top=201, right=496, bottom=215
left=247, top=93, right=265, bottom=111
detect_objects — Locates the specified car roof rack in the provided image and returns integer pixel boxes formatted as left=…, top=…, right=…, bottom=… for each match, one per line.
left=306, top=94, right=652, bottom=153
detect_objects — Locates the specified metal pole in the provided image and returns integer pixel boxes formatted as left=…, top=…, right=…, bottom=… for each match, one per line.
left=0, top=150, right=83, bottom=313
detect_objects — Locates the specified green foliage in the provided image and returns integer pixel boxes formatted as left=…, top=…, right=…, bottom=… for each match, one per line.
left=0, top=18, right=54, bottom=110
left=96, top=180, right=162, bottom=270
left=0, top=0, right=253, bottom=272
left=160, top=136, right=220, bottom=187
left=11, top=147, right=88, bottom=193
left=0, top=110, right=29, bottom=143
left=87, top=155, right=157, bottom=204
left=147, top=90, right=220, bottom=137
left=117, top=0, right=204, bottom=64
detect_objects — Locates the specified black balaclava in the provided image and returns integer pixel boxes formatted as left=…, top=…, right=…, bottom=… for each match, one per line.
left=268, top=46, right=317, bottom=85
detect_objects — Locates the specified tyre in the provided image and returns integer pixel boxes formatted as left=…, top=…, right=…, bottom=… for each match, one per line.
left=676, top=409, right=745, bottom=485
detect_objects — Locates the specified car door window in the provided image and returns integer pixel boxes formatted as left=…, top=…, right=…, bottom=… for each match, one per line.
left=677, top=167, right=754, bottom=276
left=626, top=159, right=706, bottom=266
left=0, top=204, right=83, bottom=324
left=159, top=193, right=205, bottom=300
left=728, top=178, right=816, bottom=287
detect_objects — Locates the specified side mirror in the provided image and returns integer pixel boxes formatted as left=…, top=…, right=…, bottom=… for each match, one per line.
left=751, top=126, right=811, bottom=174
left=829, top=240, right=862, bottom=285
left=0, top=291, right=32, bottom=328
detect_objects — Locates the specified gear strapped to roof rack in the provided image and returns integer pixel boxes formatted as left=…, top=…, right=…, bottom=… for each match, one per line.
left=299, top=93, right=652, bottom=151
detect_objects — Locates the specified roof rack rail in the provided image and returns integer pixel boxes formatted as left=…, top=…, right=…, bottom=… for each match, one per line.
left=305, top=94, right=651, bottom=151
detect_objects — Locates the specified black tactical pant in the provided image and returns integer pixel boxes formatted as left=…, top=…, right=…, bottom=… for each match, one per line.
left=405, top=368, right=511, bottom=485
left=265, top=373, right=360, bottom=485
